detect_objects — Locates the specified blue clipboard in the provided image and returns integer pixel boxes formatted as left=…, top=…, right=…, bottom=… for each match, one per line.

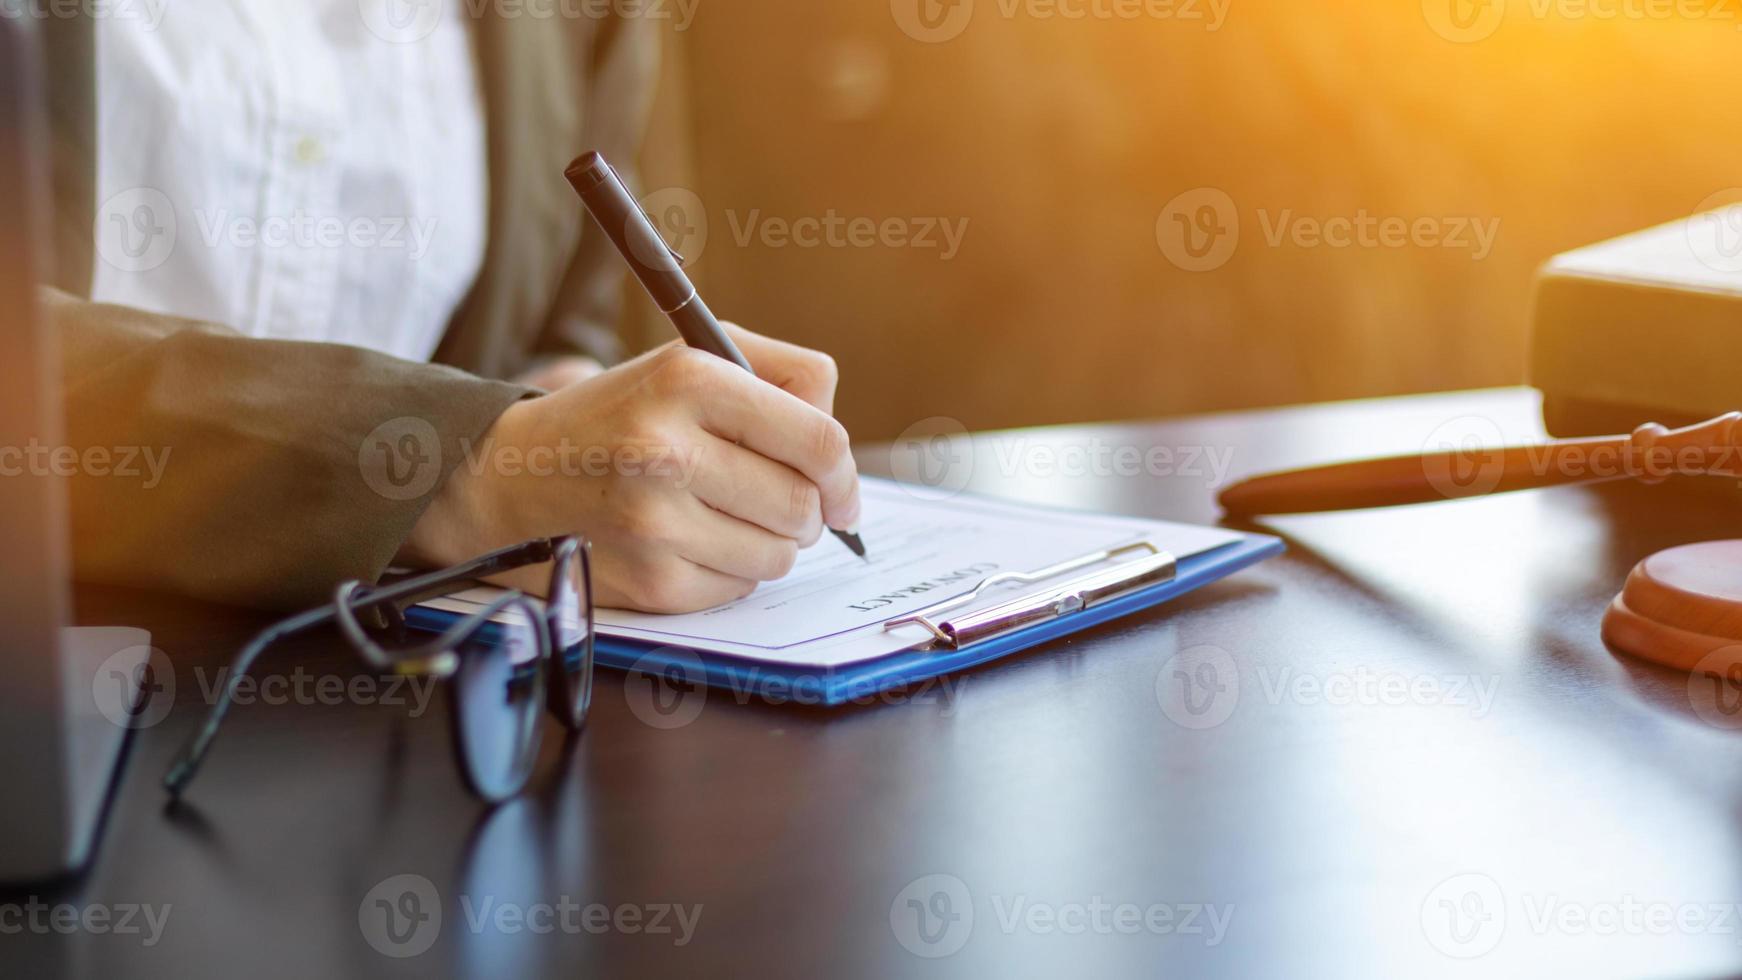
left=405, top=531, right=1282, bottom=708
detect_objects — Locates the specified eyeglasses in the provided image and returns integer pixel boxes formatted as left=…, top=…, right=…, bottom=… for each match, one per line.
left=163, top=536, right=596, bottom=803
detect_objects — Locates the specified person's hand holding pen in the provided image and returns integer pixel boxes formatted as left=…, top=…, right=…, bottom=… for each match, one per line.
left=402, top=322, right=864, bottom=614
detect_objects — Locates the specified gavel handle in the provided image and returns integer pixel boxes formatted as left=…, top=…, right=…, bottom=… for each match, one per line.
left=1218, top=412, right=1742, bottom=516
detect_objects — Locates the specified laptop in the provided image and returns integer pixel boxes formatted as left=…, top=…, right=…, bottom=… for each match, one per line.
left=0, top=18, right=151, bottom=882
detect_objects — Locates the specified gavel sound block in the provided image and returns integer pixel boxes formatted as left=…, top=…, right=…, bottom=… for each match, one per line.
left=1604, top=541, right=1742, bottom=677
left=1218, top=412, right=1742, bottom=677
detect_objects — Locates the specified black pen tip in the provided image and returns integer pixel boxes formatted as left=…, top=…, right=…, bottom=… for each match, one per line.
left=834, top=529, right=867, bottom=560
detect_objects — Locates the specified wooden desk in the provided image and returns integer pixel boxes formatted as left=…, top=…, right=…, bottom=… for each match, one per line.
left=6, top=388, right=1741, bottom=979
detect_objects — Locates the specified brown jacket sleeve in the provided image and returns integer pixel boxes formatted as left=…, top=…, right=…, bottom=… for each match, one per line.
left=49, top=288, right=533, bottom=611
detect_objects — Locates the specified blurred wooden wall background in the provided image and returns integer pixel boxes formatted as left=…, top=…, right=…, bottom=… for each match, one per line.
left=631, top=3, right=1742, bottom=442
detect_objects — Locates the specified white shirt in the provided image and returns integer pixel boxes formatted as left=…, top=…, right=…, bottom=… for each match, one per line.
left=91, top=0, right=489, bottom=363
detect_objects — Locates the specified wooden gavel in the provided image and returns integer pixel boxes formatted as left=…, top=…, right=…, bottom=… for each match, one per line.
left=1219, top=412, right=1742, bottom=515
left=1222, top=411, right=1742, bottom=679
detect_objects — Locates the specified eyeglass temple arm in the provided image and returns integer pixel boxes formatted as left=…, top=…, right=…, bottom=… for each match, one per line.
left=334, top=582, right=534, bottom=674
left=364, top=538, right=561, bottom=608
left=162, top=539, right=563, bottom=797
left=161, top=606, right=327, bottom=797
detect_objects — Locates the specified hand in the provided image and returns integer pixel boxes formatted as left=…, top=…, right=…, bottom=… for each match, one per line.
left=404, top=323, right=862, bottom=613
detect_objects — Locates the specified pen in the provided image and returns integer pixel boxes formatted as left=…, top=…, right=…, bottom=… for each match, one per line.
left=565, top=151, right=867, bottom=560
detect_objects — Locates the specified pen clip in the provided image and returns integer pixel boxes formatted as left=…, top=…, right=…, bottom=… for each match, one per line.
left=608, top=159, right=687, bottom=268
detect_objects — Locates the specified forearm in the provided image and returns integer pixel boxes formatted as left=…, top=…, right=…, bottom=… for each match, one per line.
left=49, top=289, right=534, bottom=610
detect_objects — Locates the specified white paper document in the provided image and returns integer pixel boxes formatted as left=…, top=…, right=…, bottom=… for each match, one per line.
left=420, top=478, right=1243, bottom=669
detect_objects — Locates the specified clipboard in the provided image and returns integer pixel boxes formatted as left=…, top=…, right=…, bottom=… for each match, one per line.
left=404, top=530, right=1282, bottom=707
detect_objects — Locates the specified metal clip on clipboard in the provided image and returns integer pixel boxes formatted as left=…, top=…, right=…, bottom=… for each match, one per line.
left=883, top=541, right=1178, bottom=651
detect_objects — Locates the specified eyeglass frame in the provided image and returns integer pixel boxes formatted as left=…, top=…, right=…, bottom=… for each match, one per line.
left=161, top=535, right=596, bottom=803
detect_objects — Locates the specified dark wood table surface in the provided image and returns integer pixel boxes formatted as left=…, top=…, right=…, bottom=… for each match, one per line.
left=7, top=387, right=1742, bottom=980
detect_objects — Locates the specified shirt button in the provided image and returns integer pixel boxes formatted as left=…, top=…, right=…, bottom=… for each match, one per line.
left=295, top=137, right=325, bottom=165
